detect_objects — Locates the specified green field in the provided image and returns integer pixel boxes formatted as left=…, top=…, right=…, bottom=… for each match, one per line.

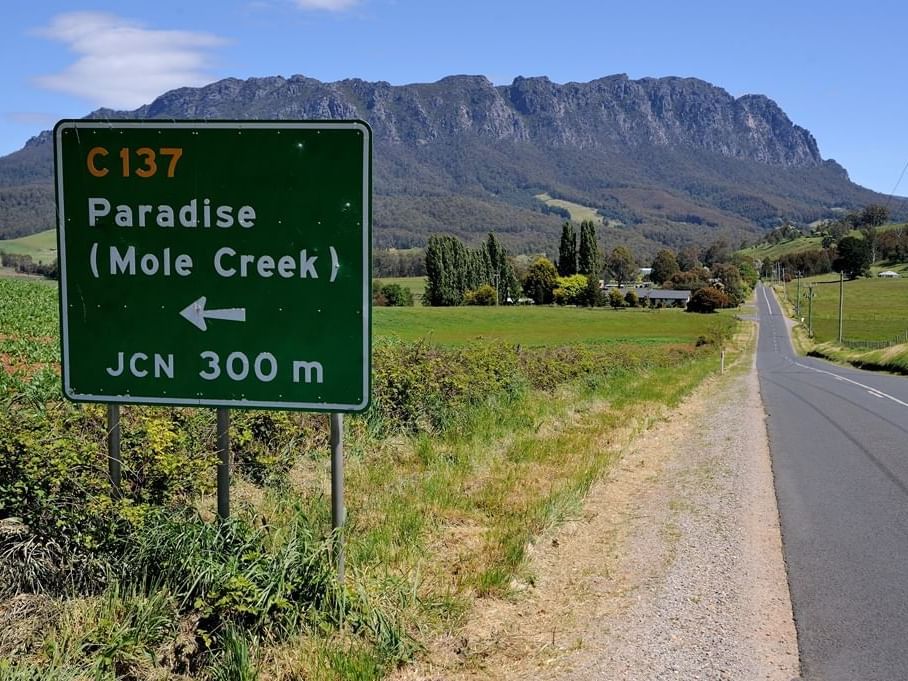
left=739, top=223, right=906, bottom=262
left=375, top=305, right=732, bottom=346
left=374, top=275, right=426, bottom=305
left=0, top=228, right=57, bottom=263
left=783, top=274, right=908, bottom=343
left=739, top=235, right=824, bottom=261
left=534, top=192, right=602, bottom=224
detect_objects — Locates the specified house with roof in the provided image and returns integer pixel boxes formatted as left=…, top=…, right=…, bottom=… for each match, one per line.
left=614, top=287, right=692, bottom=307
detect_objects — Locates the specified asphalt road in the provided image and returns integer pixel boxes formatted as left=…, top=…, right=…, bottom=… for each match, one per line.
left=756, top=282, right=908, bottom=681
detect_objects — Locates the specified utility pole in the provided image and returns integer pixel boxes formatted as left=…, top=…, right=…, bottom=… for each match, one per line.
left=796, top=272, right=802, bottom=318
left=807, top=285, right=814, bottom=338
left=838, top=271, right=845, bottom=344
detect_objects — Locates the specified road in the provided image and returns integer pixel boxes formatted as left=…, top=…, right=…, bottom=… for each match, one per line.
left=756, top=282, right=908, bottom=681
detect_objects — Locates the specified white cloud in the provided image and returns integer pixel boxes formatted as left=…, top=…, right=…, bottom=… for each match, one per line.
left=33, top=12, right=225, bottom=109
left=293, top=0, right=360, bottom=10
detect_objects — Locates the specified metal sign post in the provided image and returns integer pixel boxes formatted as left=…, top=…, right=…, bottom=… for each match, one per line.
left=106, top=404, right=121, bottom=497
left=54, top=121, right=372, bottom=570
left=330, top=413, right=345, bottom=582
left=216, top=408, right=230, bottom=521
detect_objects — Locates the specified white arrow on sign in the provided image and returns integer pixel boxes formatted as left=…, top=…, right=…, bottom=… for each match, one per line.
left=179, top=296, right=246, bottom=331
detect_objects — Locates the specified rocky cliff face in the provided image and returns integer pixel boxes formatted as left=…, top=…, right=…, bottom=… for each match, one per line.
left=93, top=73, right=822, bottom=169
left=2, top=72, right=897, bottom=252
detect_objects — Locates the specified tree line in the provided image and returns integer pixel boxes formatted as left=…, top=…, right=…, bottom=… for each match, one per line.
left=421, top=220, right=759, bottom=312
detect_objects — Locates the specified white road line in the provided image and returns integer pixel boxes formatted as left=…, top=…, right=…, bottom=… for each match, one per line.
left=792, top=360, right=908, bottom=409
left=761, top=284, right=772, bottom=312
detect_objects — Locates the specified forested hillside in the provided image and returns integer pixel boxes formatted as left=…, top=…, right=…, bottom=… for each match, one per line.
left=1, top=74, right=905, bottom=255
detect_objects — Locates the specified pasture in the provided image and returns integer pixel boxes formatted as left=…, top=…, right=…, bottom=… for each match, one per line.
left=374, top=275, right=426, bottom=305
left=785, top=274, right=908, bottom=343
left=0, top=228, right=57, bottom=263
left=376, top=304, right=733, bottom=346
left=534, top=192, right=602, bottom=224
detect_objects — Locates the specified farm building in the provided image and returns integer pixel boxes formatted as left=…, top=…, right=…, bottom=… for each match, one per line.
left=614, top=288, right=692, bottom=307
left=878, top=271, right=900, bottom=278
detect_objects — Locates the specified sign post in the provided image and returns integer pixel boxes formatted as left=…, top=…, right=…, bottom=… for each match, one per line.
left=55, top=120, right=371, bottom=556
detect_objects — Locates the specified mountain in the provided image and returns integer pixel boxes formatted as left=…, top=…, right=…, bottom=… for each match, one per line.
left=1, top=73, right=904, bottom=255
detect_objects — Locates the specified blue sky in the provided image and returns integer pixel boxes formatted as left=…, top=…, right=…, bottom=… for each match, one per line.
left=2, top=0, right=906, bottom=196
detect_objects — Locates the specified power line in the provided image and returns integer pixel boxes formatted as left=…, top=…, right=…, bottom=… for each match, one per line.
left=883, top=157, right=908, bottom=210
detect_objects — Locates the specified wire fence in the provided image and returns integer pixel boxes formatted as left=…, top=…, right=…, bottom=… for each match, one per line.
left=841, top=330, right=908, bottom=350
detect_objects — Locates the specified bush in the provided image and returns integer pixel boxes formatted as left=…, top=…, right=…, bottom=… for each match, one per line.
left=686, top=287, right=731, bottom=313
left=608, top=289, right=625, bottom=308
left=373, top=282, right=414, bottom=307
left=552, top=274, right=588, bottom=306
left=463, top=284, right=497, bottom=305
left=624, top=290, right=639, bottom=308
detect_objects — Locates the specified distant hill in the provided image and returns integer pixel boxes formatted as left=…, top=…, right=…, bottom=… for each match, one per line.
left=1, top=73, right=905, bottom=257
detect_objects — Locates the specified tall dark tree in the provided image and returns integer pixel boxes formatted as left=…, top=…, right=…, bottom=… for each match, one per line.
left=677, top=245, right=702, bottom=272
left=486, top=232, right=521, bottom=303
left=711, top=263, right=745, bottom=305
left=861, top=204, right=890, bottom=227
left=577, top=220, right=600, bottom=276
left=650, top=249, right=680, bottom=286
left=424, top=234, right=469, bottom=306
left=557, top=222, right=577, bottom=276
left=702, top=238, right=730, bottom=268
left=833, top=236, right=872, bottom=279
left=607, top=245, right=637, bottom=286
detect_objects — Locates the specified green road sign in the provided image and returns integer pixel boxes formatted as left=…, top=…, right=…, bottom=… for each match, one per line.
left=54, top=120, right=372, bottom=412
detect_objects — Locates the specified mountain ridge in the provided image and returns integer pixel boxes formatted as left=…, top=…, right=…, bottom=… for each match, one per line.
left=1, top=73, right=903, bottom=254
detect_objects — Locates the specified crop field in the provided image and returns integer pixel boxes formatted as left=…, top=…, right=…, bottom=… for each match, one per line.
left=0, top=276, right=738, bottom=679
left=783, top=274, right=908, bottom=343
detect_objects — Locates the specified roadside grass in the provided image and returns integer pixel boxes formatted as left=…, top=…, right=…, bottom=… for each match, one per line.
left=806, top=342, right=908, bottom=375
left=0, top=277, right=739, bottom=679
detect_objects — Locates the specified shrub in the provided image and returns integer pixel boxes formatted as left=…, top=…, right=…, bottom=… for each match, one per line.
left=522, top=257, right=557, bottom=304
left=373, top=282, right=414, bottom=307
left=463, top=284, right=497, bottom=306
left=552, top=275, right=588, bottom=306
left=624, top=290, right=639, bottom=308
left=686, top=287, right=731, bottom=313
left=608, top=289, right=625, bottom=308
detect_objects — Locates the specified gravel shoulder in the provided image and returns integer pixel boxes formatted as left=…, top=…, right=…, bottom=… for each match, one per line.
left=395, top=334, right=801, bottom=680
